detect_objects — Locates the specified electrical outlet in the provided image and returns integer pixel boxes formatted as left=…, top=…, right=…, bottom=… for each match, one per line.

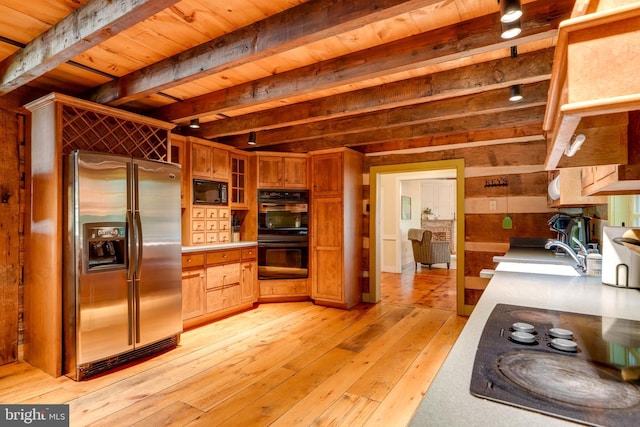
left=489, top=200, right=497, bottom=211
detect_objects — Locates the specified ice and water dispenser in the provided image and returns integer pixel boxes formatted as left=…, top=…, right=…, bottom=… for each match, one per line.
left=84, top=223, right=126, bottom=272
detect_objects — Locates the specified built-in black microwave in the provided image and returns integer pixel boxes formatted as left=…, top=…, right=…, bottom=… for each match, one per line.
left=193, top=179, right=228, bottom=205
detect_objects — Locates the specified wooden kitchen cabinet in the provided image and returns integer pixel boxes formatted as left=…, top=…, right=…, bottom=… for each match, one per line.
left=181, top=253, right=205, bottom=321
left=230, top=152, right=249, bottom=208
left=258, top=153, right=308, bottom=189
left=187, top=206, right=231, bottom=245
left=548, top=168, right=607, bottom=207
left=191, top=141, right=230, bottom=180
left=170, top=135, right=188, bottom=209
left=544, top=5, right=640, bottom=170
left=310, top=148, right=363, bottom=309
left=581, top=111, right=640, bottom=195
left=241, top=247, right=257, bottom=303
left=182, top=246, right=257, bottom=329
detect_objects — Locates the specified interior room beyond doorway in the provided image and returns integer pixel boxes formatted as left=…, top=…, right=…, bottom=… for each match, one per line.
left=368, top=159, right=465, bottom=316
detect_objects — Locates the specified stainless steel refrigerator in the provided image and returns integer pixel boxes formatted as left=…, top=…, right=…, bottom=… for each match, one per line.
left=63, top=150, right=182, bottom=380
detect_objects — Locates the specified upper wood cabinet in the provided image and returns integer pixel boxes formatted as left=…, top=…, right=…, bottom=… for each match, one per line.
left=170, top=135, right=188, bottom=209
left=548, top=169, right=607, bottom=207
left=544, top=4, right=640, bottom=170
left=581, top=111, right=640, bottom=195
left=257, top=153, right=308, bottom=189
left=230, top=152, right=249, bottom=209
left=310, top=152, right=343, bottom=197
left=192, top=142, right=230, bottom=180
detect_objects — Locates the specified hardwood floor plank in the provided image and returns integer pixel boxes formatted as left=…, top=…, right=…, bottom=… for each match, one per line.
left=337, top=305, right=415, bottom=352
left=182, top=367, right=296, bottom=425
left=346, top=307, right=453, bottom=402
left=272, top=305, right=430, bottom=426
left=362, top=313, right=467, bottom=426
left=282, top=302, right=394, bottom=372
left=130, top=401, right=204, bottom=427
left=190, top=347, right=357, bottom=426
left=313, top=393, right=379, bottom=427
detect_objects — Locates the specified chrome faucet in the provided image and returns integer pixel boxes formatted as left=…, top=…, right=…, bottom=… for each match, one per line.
left=545, top=239, right=587, bottom=272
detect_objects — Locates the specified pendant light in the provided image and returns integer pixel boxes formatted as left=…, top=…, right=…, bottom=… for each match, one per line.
left=248, top=131, right=257, bottom=145
left=509, top=84, right=523, bottom=102
left=501, top=19, right=521, bottom=39
left=189, top=118, right=200, bottom=129
left=499, top=0, right=522, bottom=23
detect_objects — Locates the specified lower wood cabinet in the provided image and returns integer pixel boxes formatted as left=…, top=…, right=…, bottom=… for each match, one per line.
left=258, top=278, right=309, bottom=302
left=182, top=246, right=257, bottom=329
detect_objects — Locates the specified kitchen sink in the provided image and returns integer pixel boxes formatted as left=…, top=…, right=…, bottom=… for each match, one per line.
left=495, top=262, right=582, bottom=277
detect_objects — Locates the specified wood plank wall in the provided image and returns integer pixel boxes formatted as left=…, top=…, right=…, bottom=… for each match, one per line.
left=0, top=108, right=24, bottom=365
left=363, top=140, right=558, bottom=307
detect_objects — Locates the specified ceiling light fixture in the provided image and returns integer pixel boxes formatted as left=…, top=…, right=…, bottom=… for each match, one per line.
left=248, top=131, right=257, bottom=145
left=189, top=118, right=200, bottom=129
left=501, top=19, right=521, bottom=39
left=499, top=0, right=523, bottom=23
left=565, top=133, right=586, bottom=157
left=509, top=84, right=523, bottom=102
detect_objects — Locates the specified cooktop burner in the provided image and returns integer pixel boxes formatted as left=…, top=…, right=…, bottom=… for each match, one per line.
left=470, top=304, right=640, bottom=426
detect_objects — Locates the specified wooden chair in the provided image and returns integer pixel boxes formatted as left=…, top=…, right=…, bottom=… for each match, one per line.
left=408, top=228, right=451, bottom=270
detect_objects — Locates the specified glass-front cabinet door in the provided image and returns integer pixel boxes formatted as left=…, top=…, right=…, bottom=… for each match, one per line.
left=231, top=153, right=248, bottom=209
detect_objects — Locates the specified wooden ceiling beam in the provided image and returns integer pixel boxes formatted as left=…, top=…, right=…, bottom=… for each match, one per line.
left=86, top=0, right=443, bottom=106
left=357, top=126, right=545, bottom=156
left=256, top=106, right=546, bottom=153
left=201, top=48, right=554, bottom=140
left=153, top=0, right=573, bottom=123
left=220, top=81, right=549, bottom=149
left=0, top=0, right=181, bottom=96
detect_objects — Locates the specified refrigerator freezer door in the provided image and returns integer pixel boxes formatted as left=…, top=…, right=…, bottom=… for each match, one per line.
left=74, top=152, right=134, bottom=365
left=134, top=159, right=183, bottom=346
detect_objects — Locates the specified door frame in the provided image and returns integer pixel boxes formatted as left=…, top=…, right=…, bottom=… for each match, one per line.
left=366, top=159, right=466, bottom=316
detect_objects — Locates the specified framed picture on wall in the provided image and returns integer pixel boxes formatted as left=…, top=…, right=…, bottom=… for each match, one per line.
left=401, top=196, right=411, bottom=219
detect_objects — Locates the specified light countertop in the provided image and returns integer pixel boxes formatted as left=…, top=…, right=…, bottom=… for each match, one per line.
left=182, top=241, right=257, bottom=253
left=410, top=247, right=640, bottom=426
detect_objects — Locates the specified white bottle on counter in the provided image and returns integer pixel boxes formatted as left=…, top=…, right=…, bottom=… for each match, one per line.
left=587, top=253, right=602, bottom=277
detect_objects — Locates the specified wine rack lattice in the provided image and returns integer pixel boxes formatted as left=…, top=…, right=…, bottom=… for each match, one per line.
left=62, top=105, right=169, bottom=161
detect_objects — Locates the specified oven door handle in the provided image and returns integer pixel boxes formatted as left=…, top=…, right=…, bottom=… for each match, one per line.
left=259, top=242, right=308, bottom=248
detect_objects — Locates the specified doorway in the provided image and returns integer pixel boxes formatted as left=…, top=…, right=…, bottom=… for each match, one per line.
left=366, top=159, right=465, bottom=316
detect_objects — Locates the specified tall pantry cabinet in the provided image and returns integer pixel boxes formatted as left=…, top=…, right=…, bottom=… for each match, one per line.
left=310, top=148, right=363, bottom=309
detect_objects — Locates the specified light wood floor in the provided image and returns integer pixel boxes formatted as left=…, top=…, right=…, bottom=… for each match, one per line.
left=0, top=266, right=466, bottom=427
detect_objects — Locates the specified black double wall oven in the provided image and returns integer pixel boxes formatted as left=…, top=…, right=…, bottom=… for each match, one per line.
left=257, top=190, right=309, bottom=280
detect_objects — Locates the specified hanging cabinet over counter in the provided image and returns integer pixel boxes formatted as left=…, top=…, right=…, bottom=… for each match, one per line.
left=544, top=3, right=640, bottom=171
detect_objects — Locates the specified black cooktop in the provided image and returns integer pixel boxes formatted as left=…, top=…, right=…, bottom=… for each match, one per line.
left=470, top=304, right=640, bottom=427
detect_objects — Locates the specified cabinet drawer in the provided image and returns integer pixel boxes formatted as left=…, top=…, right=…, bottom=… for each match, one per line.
left=242, top=247, right=257, bottom=260
left=182, top=253, right=205, bottom=268
left=206, top=220, right=218, bottom=231
left=192, top=207, right=205, bottom=219
left=218, top=231, right=231, bottom=244
left=191, top=233, right=205, bottom=244
left=206, top=263, right=240, bottom=289
left=205, top=233, right=218, bottom=244
left=206, top=283, right=241, bottom=313
left=260, top=281, right=308, bottom=296
left=205, top=207, right=218, bottom=219
left=206, top=249, right=241, bottom=265
left=192, top=220, right=205, bottom=232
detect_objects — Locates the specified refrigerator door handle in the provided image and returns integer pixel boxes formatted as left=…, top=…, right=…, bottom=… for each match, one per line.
left=133, top=163, right=144, bottom=278
left=134, top=211, right=143, bottom=278
left=126, top=211, right=135, bottom=281
left=134, top=278, right=141, bottom=344
left=127, top=279, right=134, bottom=345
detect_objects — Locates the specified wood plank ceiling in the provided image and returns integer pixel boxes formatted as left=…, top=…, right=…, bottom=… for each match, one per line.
left=0, top=0, right=578, bottom=154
